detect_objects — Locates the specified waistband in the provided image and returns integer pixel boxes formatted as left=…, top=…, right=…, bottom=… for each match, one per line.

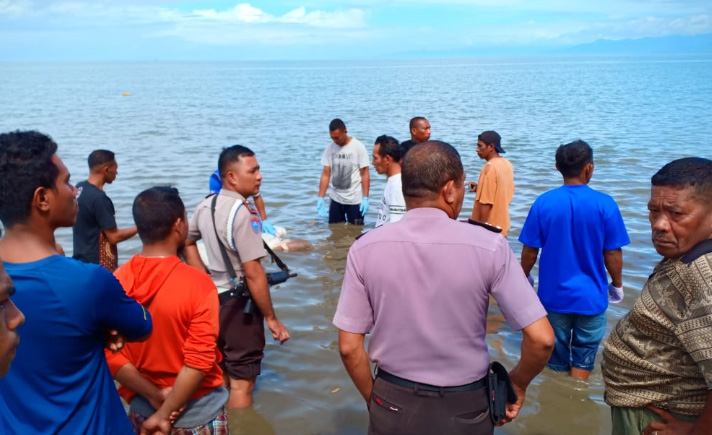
left=376, top=369, right=486, bottom=393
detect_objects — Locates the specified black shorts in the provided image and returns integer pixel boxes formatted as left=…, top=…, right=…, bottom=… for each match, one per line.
left=328, top=200, right=364, bottom=224
left=218, top=295, right=265, bottom=380
left=369, top=376, right=493, bottom=435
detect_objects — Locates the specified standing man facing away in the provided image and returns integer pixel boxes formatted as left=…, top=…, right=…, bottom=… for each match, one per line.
left=0, top=255, right=24, bottom=378
left=467, top=131, right=515, bottom=236
left=106, top=186, right=228, bottom=434
left=334, top=140, right=554, bottom=434
left=372, top=135, right=406, bottom=227
left=399, top=116, right=431, bottom=156
left=73, top=149, right=137, bottom=271
left=184, top=145, right=289, bottom=410
left=602, top=157, right=712, bottom=434
left=519, top=140, right=630, bottom=381
left=317, top=118, right=370, bottom=224
left=0, top=130, right=152, bottom=433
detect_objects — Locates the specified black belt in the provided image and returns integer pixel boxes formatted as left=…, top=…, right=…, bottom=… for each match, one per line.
left=218, top=287, right=249, bottom=305
left=376, top=369, right=486, bottom=393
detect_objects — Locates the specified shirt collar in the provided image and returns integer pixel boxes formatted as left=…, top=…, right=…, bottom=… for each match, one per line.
left=681, top=239, right=712, bottom=264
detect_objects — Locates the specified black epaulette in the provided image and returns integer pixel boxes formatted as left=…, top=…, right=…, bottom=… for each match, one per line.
left=205, top=192, right=217, bottom=199
left=466, top=219, right=503, bottom=233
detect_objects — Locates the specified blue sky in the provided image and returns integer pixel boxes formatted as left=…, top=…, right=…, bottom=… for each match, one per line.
left=0, top=0, right=710, bottom=60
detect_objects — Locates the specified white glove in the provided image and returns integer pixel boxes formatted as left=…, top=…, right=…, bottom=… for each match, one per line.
left=608, top=283, right=624, bottom=304
left=527, top=275, right=535, bottom=288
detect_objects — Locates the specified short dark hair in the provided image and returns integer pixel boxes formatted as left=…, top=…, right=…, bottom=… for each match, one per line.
left=374, top=135, right=402, bottom=162
left=409, top=117, right=427, bottom=130
left=218, top=145, right=255, bottom=178
left=0, top=130, right=59, bottom=227
left=402, top=141, right=463, bottom=199
left=133, top=186, right=185, bottom=244
left=651, top=157, right=712, bottom=201
left=329, top=118, right=346, bottom=132
left=88, top=149, right=115, bottom=169
left=555, top=140, right=593, bottom=178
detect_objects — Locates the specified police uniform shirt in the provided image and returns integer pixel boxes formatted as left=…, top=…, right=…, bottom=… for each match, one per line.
left=188, top=189, right=266, bottom=288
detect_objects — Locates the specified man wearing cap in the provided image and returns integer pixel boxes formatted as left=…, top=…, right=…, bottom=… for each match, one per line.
left=399, top=116, right=431, bottom=156
left=466, top=131, right=515, bottom=236
left=602, top=157, right=712, bottom=434
left=519, top=140, right=629, bottom=381
left=334, top=140, right=554, bottom=434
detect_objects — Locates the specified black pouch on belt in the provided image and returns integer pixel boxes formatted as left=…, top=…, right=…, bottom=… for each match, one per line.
left=487, top=361, right=518, bottom=423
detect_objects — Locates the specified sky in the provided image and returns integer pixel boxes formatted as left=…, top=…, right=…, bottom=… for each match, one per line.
left=0, top=0, right=710, bottom=60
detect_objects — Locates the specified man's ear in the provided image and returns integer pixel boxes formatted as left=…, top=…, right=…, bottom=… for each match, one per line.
left=33, top=186, right=51, bottom=213
left=442, top=179, right=457, bottom=204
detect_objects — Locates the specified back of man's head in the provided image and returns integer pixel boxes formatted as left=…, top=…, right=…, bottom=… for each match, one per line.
left=651, top=157, right=712, bottom=201
left=555, top=140, right=593, bottom=178
left=88, top=149, right=115, bottom=170
left=329, top=118, right=346, bottom=132
left=133, top=186, right=185, bottom=245
left=218, top=145, right=255, bottom=179
left=375, top=135, right=402, bottom=162
left=0, top=130, right=59, bottom=228
left=402, top=140, right=463, bottom=199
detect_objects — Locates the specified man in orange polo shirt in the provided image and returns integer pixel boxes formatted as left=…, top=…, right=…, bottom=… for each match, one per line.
left=467, top=131, right=515, bottom=236
left=106, top=186, right=228, bottom=434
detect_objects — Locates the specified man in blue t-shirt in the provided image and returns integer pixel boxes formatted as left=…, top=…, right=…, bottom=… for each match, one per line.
left=519, top=140, right=629, bottom=380
left=0, top=131, right=153, bottom=434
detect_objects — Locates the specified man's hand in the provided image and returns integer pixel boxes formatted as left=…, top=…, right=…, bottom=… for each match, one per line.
left=140, top=413, right=172, bottom=435
left=105, top=329, right=125, bottom=353
left=359, top=197, right=370, bottom=216
left=499, top=380, right=527, bottom=426
left=642, top=407, right=694, bottom=435
left=465, top=182, right=477, bottom=193
left=266, top=317, right=290, bottom=344
left=317, top=197, right=328, bottom=217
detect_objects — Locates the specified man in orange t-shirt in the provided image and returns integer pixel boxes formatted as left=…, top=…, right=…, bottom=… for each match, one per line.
left=105, top=186, right=228, bottom=435
left=467, top=130, right=515, bottom=236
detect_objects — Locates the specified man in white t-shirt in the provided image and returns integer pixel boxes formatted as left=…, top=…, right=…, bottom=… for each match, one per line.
left=372, top=135, right=406, bottom=227
left=317, top=119, right=371, bottom=225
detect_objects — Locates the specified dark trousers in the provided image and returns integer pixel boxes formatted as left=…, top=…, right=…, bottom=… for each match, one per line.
left=369, top=376, right=493, bottom=435
left=218, top=295, right=265, bottom=379
left=328, top=199, right=364, bottom=224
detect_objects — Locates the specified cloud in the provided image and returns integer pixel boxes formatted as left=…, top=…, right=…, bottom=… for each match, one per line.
left=191, top=4, right=365, bottom=28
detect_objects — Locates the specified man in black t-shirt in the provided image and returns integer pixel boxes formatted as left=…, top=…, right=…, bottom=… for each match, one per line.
left=400, top=116, right=431, bottom=156
left=72, top=150, right=137, bottom=271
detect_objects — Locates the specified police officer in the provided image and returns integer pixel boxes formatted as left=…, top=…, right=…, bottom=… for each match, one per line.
left=185, top=145, right=289, bottom=409
left=334, top=141, right=554, bottom=434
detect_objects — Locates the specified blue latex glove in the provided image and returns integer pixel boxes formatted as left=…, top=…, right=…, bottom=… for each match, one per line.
left=608, top=283, right=624, bottom=304
left=317, top=197, right=328, bottom=217
left=262, top=219, right=277, bottom=236
left=359, top=197, right=370, bottom=216
left=527, top=275, right=535, bottom=288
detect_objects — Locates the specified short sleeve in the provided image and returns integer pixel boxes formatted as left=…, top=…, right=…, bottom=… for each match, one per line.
left=188, top=203, right=203, bottom=241
left=518, top=199, right=542, bottom=249
left=321, top=145, right=332, bottom=167
left=333, top=246, right=374, bottom=333
left=603, top=198, right=631, bottom=251
left=95, top=195, right=117, bottom=230
left=233, top=206, right=266, bottom=263
left=489, top=241, right=547, bottom=330
left=475, top=163, right=497, bottom=205
left=94, top=267, right=153, bottom=339
left=357, top=142, right=370, bottom=169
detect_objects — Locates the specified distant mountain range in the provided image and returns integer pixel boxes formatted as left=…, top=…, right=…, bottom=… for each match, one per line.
left=564, top=33, right=712, bottom=55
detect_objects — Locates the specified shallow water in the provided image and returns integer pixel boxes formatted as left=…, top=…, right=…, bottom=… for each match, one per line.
left=2, top=55, right=712, bottom=434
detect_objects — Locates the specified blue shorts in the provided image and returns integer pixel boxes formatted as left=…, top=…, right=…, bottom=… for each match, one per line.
left=329, top=200, right=364, bottom=224
left=546, top=310, right=606, bottom=372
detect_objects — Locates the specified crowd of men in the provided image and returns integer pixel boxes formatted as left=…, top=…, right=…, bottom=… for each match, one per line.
left=0, top=123, right=711, bottom=435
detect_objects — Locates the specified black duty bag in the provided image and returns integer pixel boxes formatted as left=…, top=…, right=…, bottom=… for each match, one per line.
left=487, top=362, right=518, bottom=423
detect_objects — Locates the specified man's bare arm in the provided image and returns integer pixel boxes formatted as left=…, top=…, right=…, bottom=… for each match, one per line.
left=338, top=330, right=373, bottom=405
left=184, top=239, right=208, bottom=274
left=520, top=245, right=540, bottom=277
left=318, top=166, right=331, bottom=198
left=360, top=167, right=370, bottom=198
left=254, top=195, right=268, bottom=221
left=243, top=259, right=289, bottom=343
left=603, top=248, right=623, bottom=288
left=103, top=226, right=138, bottom=245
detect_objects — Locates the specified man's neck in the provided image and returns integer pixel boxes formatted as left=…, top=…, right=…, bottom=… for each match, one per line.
left=141, top=242, right=179, bottom=258
left=485, top=153, right=500, bottom=162
left=386, top=165, right=401, bottom=178
left=0, top=223, right=59, bottom=263
left=563, top=177, right=588, bottom=186
left=87, top=173, right=105, bottom=191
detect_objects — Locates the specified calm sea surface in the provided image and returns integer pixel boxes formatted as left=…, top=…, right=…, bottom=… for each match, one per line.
left=1, top=55, right=712, bottom=434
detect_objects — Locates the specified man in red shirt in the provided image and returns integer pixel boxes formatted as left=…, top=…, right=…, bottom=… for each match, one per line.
left=106, top=186, right=228, bottom=434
